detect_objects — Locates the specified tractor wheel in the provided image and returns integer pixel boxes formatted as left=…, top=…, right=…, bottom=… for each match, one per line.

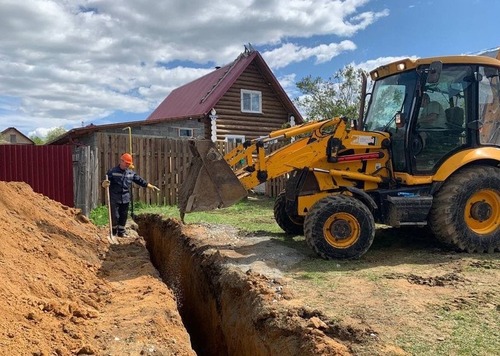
left=304, top=195, right=375, bottom=259
left=274, top=191, right=304, bottom=236
left=429, top=166, right=500, bottom=252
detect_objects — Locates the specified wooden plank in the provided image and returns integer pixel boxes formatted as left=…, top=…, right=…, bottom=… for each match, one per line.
left=150, top=137, right=157, bottom=205
left=90, top=146, right=99, bottom=212
left=136, top=136, right=145, bottom=204
left=165, top=139, right=171, bottom=205
left=215, top=116, right=286, bottom=125
left=149, top=137, right=158, bottom=205
left=162, top=139, right=169, bottom=205
left=172, top=139, right=180, bottom=206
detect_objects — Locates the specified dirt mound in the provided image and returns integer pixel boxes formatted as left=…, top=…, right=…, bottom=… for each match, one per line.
left=0, top=181, right=194, bottom=355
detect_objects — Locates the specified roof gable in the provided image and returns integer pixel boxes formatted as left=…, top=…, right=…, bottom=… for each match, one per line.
left=1, top=127, right=35, bottom=144
left=147, top=50, right=303, bottom=123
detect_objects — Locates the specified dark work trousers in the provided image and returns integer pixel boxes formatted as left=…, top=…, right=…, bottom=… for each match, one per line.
left=111, top=201, right=130, bottom=235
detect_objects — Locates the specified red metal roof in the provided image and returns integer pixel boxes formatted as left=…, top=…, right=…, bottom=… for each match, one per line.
left=147, top=50, right=303, bottom=123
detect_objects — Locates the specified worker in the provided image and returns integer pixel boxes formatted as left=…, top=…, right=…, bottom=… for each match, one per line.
left=419, top=93, right=446, bottom=128
left=417, top=93, right=447, bottom=149
left=102, top=153, right=160, bottom=237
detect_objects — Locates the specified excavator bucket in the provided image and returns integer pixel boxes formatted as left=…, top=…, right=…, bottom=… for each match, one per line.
left=178, top=140, right=248, bottom=215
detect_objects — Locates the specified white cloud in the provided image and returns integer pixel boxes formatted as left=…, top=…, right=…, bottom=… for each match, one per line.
left=0, top=0, right=390, bottom=135
left=28, top=126, right=63, bottom=139
left=352, top=56, right=419, bottom=72
left=263, top=41, right=357, bottom=69
left=275, top=73, right=302, bottom=101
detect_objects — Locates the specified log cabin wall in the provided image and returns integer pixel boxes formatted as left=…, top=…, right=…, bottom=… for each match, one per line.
left=211, top=62, right=291, bottom=141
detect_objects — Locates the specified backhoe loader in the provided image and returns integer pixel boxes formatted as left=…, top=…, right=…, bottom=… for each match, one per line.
left=179, top=53, right=500, bottom=259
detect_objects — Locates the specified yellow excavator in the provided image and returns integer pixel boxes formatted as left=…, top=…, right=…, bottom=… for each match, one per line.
left=179, top=52, right=500, bottom=259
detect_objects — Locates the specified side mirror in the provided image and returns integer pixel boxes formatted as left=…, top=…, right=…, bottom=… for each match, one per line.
left=427, top=61, right=443, bottom=83
left=395, top=112, right=405, bottom=128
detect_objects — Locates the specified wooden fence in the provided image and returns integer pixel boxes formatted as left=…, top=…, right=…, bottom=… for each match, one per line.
left=76, top=133, right=287, bottom=214
left=73, top=146, right=99, bottom=216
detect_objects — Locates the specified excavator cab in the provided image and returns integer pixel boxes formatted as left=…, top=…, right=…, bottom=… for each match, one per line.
left=179, top=55, right=500, bottom=259
left=365, top=58, right=500, bottom=175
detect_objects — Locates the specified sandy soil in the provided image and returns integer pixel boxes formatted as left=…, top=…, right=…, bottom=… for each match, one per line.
left=0, top=181, right=195, bottom=355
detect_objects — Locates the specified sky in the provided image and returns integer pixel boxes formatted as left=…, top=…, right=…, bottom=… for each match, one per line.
left=0, top=0, right=499, bottom=138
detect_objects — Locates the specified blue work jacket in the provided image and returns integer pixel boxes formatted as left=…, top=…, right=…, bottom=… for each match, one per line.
left=106, top=165, right=148, bottom=204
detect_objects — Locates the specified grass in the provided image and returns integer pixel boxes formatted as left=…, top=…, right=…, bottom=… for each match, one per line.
left=397, top=307, right=500, bottom=356
left=89, top=194, right=283, bottom=234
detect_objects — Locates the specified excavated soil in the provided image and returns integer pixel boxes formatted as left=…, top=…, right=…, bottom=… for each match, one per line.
left=0, top=182, right=195, bottom=355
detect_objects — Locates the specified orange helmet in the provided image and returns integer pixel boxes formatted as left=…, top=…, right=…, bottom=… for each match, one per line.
left=121, top=153, right=133, bottom=165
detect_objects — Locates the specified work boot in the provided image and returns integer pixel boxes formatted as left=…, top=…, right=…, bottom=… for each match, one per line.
left=112, top=228, right=117, bottom=236
left=117, top=231, right=128, bottom=238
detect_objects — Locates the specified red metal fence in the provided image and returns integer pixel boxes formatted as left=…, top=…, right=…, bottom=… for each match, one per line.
left=0, top=145, right=74, bottom=207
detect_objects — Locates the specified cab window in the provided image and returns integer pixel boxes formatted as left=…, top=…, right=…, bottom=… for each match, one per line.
left=478, top=66, right=500, bottom=145
left=413, top=65, right=471, bottom=173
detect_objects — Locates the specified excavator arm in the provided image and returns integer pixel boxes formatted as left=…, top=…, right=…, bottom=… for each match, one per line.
left=227, top=118, right=343, bottom=189
left=179, top=117, right=391, bottom=217
left=179, top=118, right=344, bottom=215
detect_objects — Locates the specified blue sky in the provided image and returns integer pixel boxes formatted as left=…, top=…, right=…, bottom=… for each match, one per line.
left=0, top=0, right=498, bottom=138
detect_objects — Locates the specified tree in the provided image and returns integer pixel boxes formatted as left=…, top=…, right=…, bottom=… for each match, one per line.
left=30, top=127, right=67, bottom=145
left=46, top=127, right=67, bottom=143
left=294, top=65, right=367, bottom=121
left=30, top=136, right=44, bottom=145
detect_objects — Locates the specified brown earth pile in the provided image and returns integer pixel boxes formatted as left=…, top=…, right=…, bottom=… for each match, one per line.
left=0, top=181, right=195, bottom=355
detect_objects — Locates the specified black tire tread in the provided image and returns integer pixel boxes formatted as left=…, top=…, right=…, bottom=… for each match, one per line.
left=273, top=191, right=304, bottom=236
left=304, top=195, right=375, bottom=259
left=429, top=166, right=500, bottom=253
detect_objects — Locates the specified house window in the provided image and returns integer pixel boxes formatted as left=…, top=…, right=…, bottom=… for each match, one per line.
left=241, top=89, right=262, bottom=113
left=226, top=135, right=245, bottom=144
left=178, top=128, right=193, bottom=138
left=10, top=134, right=16, bottom=143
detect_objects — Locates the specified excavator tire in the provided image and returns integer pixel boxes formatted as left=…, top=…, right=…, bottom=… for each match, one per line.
left=273, top=191, right=304, bottom=236
left=429, top=165, right=500, bottom=253
left=304, top=195, right=375, bottom=259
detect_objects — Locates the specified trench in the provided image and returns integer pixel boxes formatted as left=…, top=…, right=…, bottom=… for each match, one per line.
left=135, top=213, right=357, bottom=356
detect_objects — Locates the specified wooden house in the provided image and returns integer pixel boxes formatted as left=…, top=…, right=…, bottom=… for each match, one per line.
left=1, top=127, right=35, bottom=145
left=147, top=47, right=304, bottom=143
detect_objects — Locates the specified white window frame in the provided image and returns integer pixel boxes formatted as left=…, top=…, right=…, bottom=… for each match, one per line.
left=241, top=89, right=262, bottom=113
left=225, top=135, right=245, bottom=144
left=178, top=127, right=194, bottom=138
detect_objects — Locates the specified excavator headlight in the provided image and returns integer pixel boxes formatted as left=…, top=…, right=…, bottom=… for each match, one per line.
left=396, top=63, right=406, bottom=71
